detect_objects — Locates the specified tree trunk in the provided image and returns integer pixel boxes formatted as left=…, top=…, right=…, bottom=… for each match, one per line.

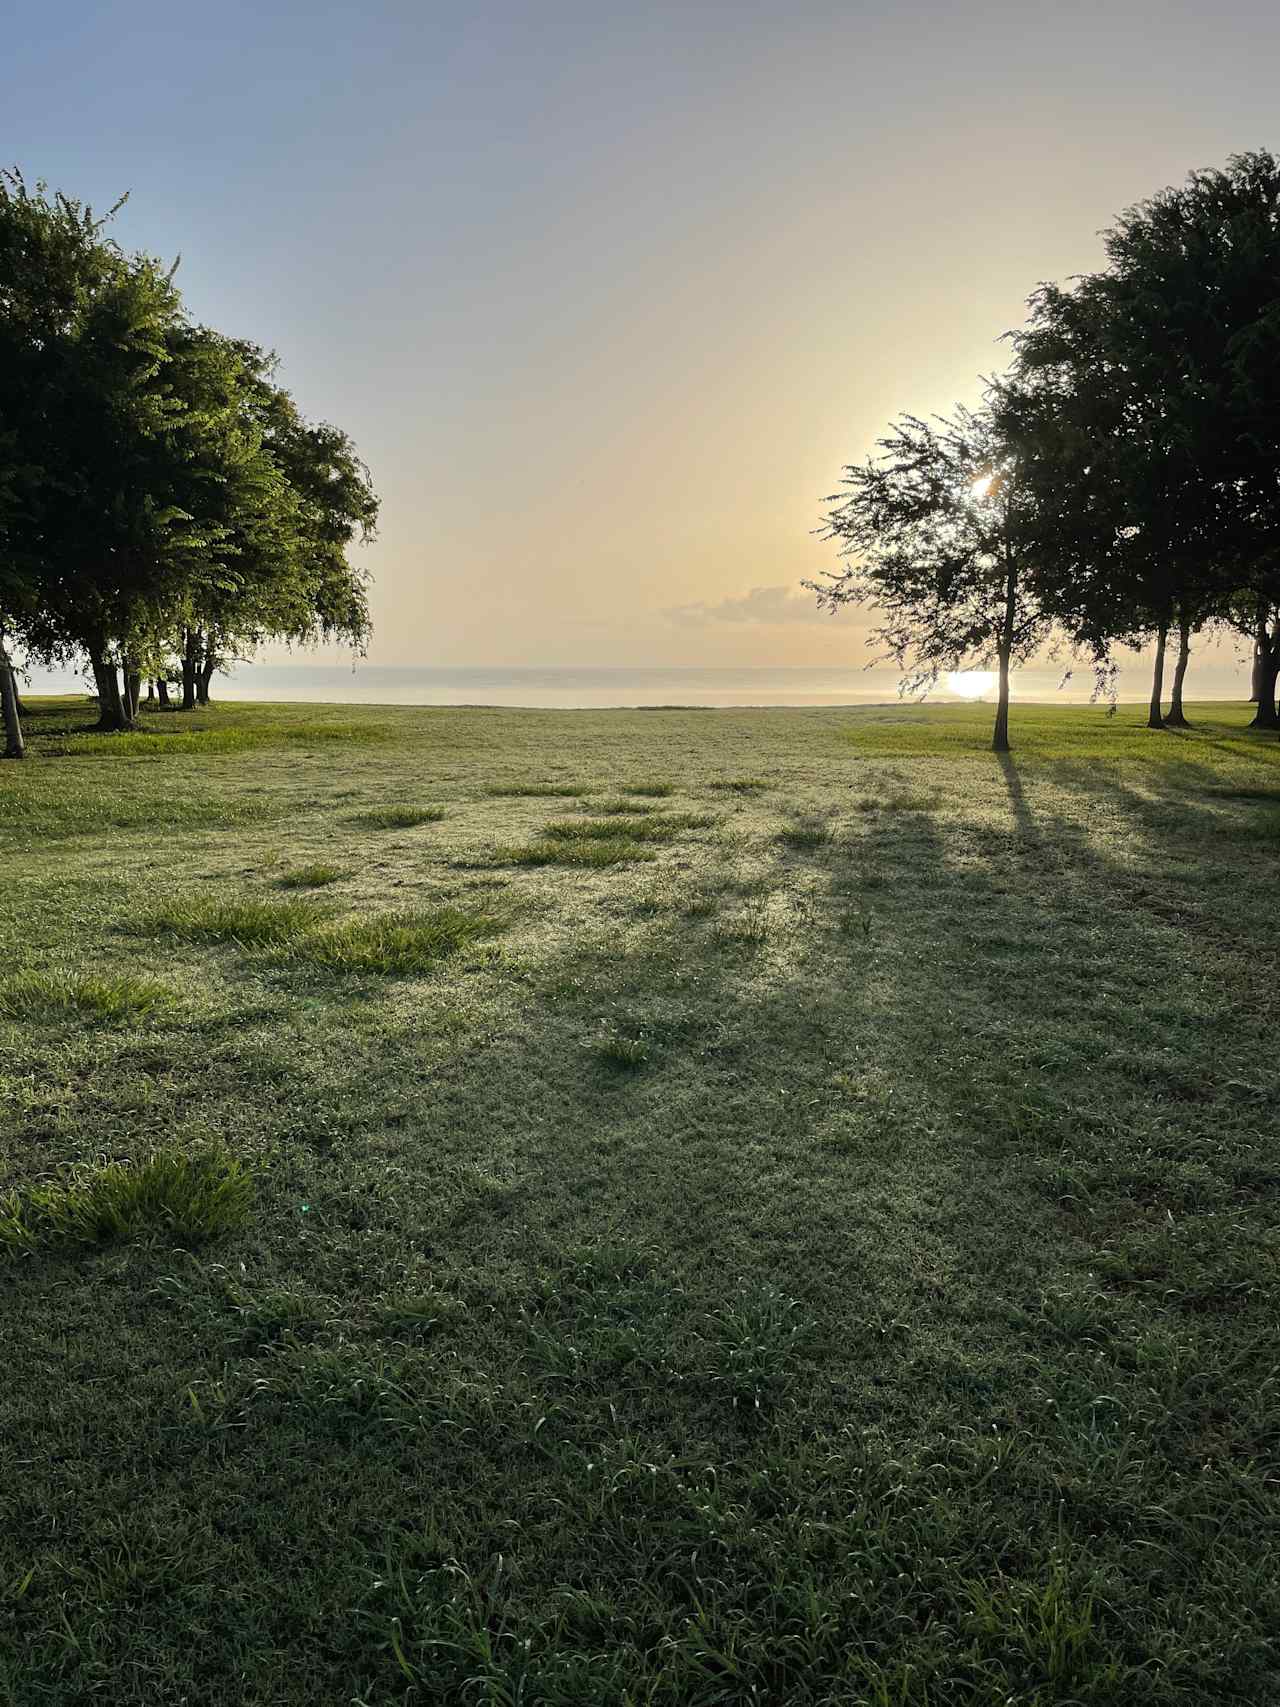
left=991, top=561, right=1016, bottom=754
left=89, top=646, right=130, bottom=731
left=1249, top=606, right=1270, bottom=706
left=0, top=640, right=25, bottom=759
left=1250, top=648, right=1280, bottom=729
left=1165, top=612, right=1192, bottom=727
left=1147, top=623, right=1168, bottom=729
left=180, top=629, right=200, bottom=711
left=197, top=652, right=216, bottom=706
left=157, top=677, right=171, bottom=709
left=122, top=665, right=142, bottom=724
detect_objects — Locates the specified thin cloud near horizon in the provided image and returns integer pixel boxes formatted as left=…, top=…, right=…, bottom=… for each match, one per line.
left=666, top=584, right=847, bottom=628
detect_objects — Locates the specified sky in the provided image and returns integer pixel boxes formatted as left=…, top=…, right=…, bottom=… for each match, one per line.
left=7, top=0, right=1278, bottom=694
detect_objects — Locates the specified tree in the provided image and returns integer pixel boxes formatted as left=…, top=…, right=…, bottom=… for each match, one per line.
left=1009, top=150, right=1280, bottom=730
left=0, top=628, right=23, bottom=758
left=0, top=169, right=206, bottom=728
left=808, top=405, right=1051, bottom=752
left=0, top=171, right=128, bottom=749
left=1, top=173, right=378, bottom=732
left=174, top=338, right=376, bottom=705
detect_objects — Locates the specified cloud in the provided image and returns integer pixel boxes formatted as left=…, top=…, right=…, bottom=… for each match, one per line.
left=665, top=584, right=833, bottom=628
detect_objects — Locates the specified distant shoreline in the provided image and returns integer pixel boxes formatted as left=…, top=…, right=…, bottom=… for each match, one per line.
left=23, top=690, right=1250, bottom=713
left=23, top=658, right=1253, bottom=710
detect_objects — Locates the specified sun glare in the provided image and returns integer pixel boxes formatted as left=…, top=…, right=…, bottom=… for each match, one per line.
left=947, top=670, right=996, bottom=699
left=969, top=473, right=994, bottom=499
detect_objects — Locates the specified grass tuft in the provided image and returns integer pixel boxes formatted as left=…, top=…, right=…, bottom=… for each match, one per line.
left=277, top=864, right=346, bottom=889
left=504, top=837, right=657, bottom=867
left=353, top=805, right=446, bottom=829
left=623, top=780, right=675, bottom=797
left=486, top=783, right=591, bottom=799
left=141, top=894, right=329, bottom=946
left=0, top=969, right=172, bottom=1021
left=593, top=1032, right=650, bottom=1069
left=0, top=1146, right=253, bottom=1253
left=709, top=776, right=771, bottom=793
left=777, top=818, right=835, bottom=851
left=277, top=906, right=504, bottom=974
left=544, top=813, right=715, bottom=844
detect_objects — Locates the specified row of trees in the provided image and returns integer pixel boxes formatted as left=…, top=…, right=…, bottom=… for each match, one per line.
left=0, top=171, right=378, bottom=758
left=810, top=150, right=1280, bottom=751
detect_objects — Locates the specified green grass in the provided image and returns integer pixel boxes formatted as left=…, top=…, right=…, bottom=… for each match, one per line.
left=504, top=835, right=658, bottom=866
left=544, top=812, right=716, bottom=843
left=592, top=1030, right=650, bottom=1068
left=1, top=1146, right=252, bottom=1252
left=486, top=782, right=591, bottom=798
left=502, top=809, right=716, bottom=868
left=776, top=815, right=835, bottom=850
left=623, top=779, right=675, bottom=796
left=352, top=804, right=446, bottom=829
left=276, top=905, right=504, bottom=974
left=0, top=968, right=171, bottom=1020
left=277, top=863, right=346, bottom=888
left=42, top=720, right=393, bottom=757
left=141, top=893, right=330, bottom=945
left=1, top=694, right=1278, bottom=1704
left=585, top=795, right=660, bottom=814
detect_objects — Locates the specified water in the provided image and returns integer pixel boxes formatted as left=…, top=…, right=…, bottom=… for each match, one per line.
left=22, top=655, right=1249, bottom=707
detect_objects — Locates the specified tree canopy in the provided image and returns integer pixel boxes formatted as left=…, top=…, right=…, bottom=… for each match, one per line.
left=814, top=150, right=1280, bottom=747
left=0, top=170, right=377, bottom=750
left=809, top=406, right=1053, bottom=752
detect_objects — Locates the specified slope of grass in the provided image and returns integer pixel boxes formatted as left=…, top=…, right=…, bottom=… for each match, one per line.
left=0, top=695, right=1277, bottom=1705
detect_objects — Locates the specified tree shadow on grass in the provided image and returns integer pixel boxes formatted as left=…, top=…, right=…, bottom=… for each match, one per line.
left=5, top=776, right=1279, bottom=1704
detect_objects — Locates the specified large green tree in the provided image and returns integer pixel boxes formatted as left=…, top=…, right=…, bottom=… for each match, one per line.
left=1, top=172, right=378, bottom=737
left=0, top=170, right=216, bottom=729
left=1009, top=149, right=1280, bottom=729
left=0, top=171, right=136, bottom=749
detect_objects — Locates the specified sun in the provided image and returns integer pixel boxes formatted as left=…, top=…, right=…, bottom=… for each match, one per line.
left=969, top=473, right=994, bottom=500
left=947, top=670, right=996, bottom=699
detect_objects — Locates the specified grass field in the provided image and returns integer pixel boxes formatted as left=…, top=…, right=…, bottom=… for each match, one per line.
left=2, top=693, right=1278, bottom=1705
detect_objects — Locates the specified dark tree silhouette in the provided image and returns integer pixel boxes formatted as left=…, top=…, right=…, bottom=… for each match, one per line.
left=809, top=406, right=1052, bottom=752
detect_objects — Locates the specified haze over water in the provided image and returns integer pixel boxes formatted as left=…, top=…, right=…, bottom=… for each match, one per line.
left=25, top=648, right=1259, bottom=709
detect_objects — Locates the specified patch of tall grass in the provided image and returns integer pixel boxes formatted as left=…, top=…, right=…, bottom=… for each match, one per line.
left=141, top=895, right=330, bottom=946
left=277, top=906, right=504, bottom=974
left=0, top=1146, right=253, bottom=1253
left=0, top=969, right=172, bottom=1021
left=352, top=805, right=446, bottom=829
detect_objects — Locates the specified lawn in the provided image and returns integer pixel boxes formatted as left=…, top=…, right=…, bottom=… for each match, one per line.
left=1, top=694, right=1277, bottom=1705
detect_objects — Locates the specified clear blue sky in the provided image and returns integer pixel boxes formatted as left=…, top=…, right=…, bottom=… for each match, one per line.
left=7, top=0, right=1278, bottom=689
